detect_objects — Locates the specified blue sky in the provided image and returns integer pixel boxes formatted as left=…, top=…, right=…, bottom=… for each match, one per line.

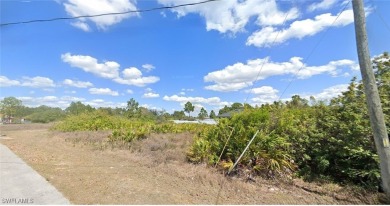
left=1, top=0, right=390, bottom=114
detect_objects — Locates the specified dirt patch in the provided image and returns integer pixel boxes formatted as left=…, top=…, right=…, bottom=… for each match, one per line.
left=0, top=124, right=385, bottom=204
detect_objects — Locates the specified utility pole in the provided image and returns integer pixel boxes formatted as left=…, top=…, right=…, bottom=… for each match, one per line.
left=352, top=0, right=390, bottom=198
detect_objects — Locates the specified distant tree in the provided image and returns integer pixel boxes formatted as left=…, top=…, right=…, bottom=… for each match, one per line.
left=243, top=103, right=253, bottom=110
left=231, top=102, right=243, bottom=110
left=65, top=101, right=94, bottom=115
left=198, top=107, right=208, bottom=120
left=126, top=98, right=140, bottom=118
left=14, top=106, right=34, bottom=118
left=286, top=95, right=309, bottom=108
left=0, top=97, right=23, bottom=119
left=172, top=110, right=185, bottom=120
left=27, top=107, right=65, bottom=123
left=209, top=110, right=216, bottom=119
left=218, top=102, right=244, bottom=115
left=218, top=105, right=229, bottom=115
left=184, top=101, right=194, bottom=117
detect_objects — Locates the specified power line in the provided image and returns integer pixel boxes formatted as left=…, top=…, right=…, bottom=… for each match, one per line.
left=277, top=0, right=351, bottom=101
left=0, top=0, right=220, bottom=27
left=243, top=8, right=292, bottom=105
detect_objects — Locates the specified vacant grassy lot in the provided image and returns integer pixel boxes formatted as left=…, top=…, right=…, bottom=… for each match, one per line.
left=0, top=123, right=384, bottom=204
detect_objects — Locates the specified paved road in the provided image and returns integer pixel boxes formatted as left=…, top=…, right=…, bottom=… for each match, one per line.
left=0, top=143, right=70, bottom=205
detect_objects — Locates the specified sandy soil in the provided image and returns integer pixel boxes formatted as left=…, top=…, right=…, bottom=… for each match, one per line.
left=0, top=124, right=383, bottom=204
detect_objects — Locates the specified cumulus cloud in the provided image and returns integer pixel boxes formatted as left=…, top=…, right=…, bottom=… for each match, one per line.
left=249, top=86, right=279, bottom=105
left=126, top=89, right=133, bottom=94
left=61, top=53, right=120, bottom=79
left=114, top=70, right=160, bottom=87
left=163, top=95, right=228, bottom=107
left=61, top=53, right=159, bottom=87
left=89, top=87, right=119, bottom=96
left=63, top=0, right=138, bottom=31
left=204, top=57, right=358, bottom=92
left=158, top=0, right=298, bottom=33
left=308, top=0, right=338, bottom=12
left=303, top=84, right=349, bottom=101
left=19, top=76, right=56, bottom=88
left=16, top=95, right=85, bottom=109
left=14, top=95, right=129, bottom=109
left=143, top=92, right=160, bottom=98
left=0, top=76, right=20, bottom=87
left=63, top=79, right=93, bottom=88
left=249, top=84, right=349, bottom=106
left=247, top=9, right=355, bottom=47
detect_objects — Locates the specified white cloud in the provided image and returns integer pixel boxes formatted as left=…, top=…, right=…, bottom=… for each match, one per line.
left=63, top=79, right=93, bottom=88
left=308, top=0, right=338, bottom=12
left=21, top=76, right=56, bottom=88
left=63, top=0, right=138, bottom=31
left=304, top=84, right=349, bottom=101
left=142, top=64, right=155, bottom=72
left=114, top=74, right=160, bottom=87
left=0, top=76, right=20, bottom=87
left=246, top=86, right=278, bottom=95
left=204, top=57, right=358, bottom=92
left=143, top=92, right=160, bottom=98
left=126, top=89, right=133, bottom=94
left=61, top=53, right=120, bottom=79
left=61, top=53, right=160, bottom=87
left=122, top=67, right=142, bottom=79
left=247, top=9, right=355, bottom=47
left=205, top=82, right=252, bottom=92
left=85, top=99, right=126, bottom=108
left=249, top=84, right=349, bottom=106
left=70, top=21, right=90, bottom=32
left=13, top=95, right=129, bottom=109
left=16, top=96, right=85, bottom=108
left=248, top=86, right=279, bottom=105
left=89, top=87, right=119, bottom=96
left=163, top=95, right=228, bottom=107
left=158, top=0, right=298, bottom=33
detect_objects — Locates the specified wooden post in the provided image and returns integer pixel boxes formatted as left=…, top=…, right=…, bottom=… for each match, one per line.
left=352, top=0, right=390, bottom=198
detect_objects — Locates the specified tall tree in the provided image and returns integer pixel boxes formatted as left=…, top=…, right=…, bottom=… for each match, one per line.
left=209, top=110, right=216, bottom=119
left=198, top=107, right=208, bottom=120
left=184, top=101, right=194, bottom=117
left=0, top=97, right=23, bottom=119
left=126, top=98, right=140, bottom=118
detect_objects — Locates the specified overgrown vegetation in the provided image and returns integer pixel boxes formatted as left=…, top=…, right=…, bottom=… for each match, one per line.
left=52, top=110, right=211, bottom=142
left=187, top=52, right=390, bottom=190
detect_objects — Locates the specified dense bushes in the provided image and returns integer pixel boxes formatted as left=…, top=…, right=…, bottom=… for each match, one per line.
left=187, top=53, right=390, bottom=189
left=188, top=101, right=381, bottom=188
